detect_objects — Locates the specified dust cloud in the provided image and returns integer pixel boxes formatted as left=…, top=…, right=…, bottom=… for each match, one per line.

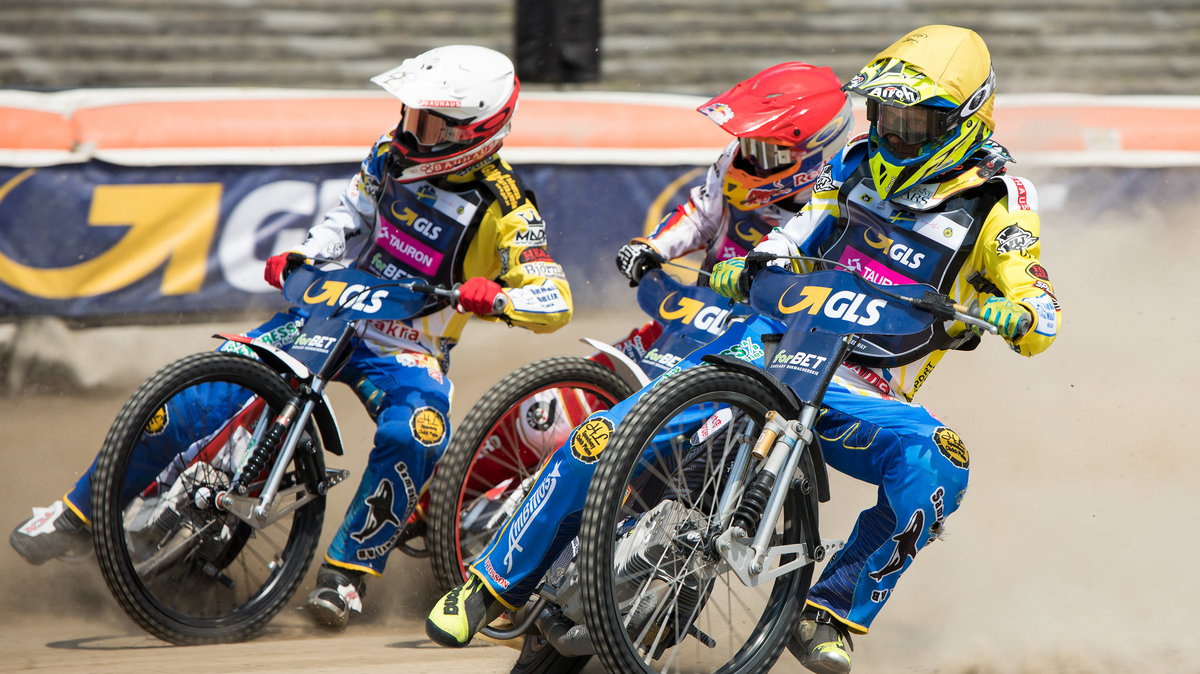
left=1, top=171, right=1197, bottom=672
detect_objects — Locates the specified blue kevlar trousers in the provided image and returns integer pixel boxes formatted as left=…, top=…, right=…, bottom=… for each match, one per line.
left=64, top=310, right=453, bottom=577
left=467, top=315, right=970, bottom=631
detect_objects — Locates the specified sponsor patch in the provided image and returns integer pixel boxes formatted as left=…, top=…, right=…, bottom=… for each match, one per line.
left=484, top=557, right=510, bottom=589
left=482, top=162, right=522, bottom=211
left=519, top=261, right=566, bottom=279
left=868, top=508, right=924, bottom=581
left=994, top=225, right=1038, bottom=254
left=505, top=461, right=561, bottom=571
left=1026, top=294, right=1059, bottom=336
left=144, top=406, right=168, bottom=435
left=933, top=427, right=969, bottom=468
left=570, top=417, right=614, bottom=463
left=519, top=247, right=554, bottom=264
left=1026, top=263, right=1050, bottom=280
left=718, top=336, right=765, bottom=363
left=410, top=407, right=447, bottom=447
left=698, top=102, right=734, bottom=124
left=351, top=479, right=400, bottom=543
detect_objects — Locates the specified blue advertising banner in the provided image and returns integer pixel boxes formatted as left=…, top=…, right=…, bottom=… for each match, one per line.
left=0, top=162, right=705, bottom=321
left=2, top=161, right=1197, bottom=322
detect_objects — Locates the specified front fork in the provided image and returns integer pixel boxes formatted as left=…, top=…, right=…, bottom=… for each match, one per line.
left=713, top=405, right=839, bottom=587
left=213, top=386, right=340, bottom=528
left=715, top=335, right=856, bottom=586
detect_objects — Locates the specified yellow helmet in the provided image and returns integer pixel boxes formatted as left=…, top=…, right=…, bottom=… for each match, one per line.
left=844, top=25, right=997, bottom=199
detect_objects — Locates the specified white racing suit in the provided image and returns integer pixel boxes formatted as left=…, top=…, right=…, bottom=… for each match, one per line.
left=65, top=130, right=573, bottom=579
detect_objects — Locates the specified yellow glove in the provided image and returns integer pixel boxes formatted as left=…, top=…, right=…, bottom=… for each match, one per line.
left=710, top=258, right=747, bottom=301
left=981, top=296, right=1033, bottom=339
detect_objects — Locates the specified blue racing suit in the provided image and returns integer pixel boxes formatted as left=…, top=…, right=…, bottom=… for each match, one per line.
left=469, top=137, right=1060, bottom=633
left=63, top=130, right=573, bottom=578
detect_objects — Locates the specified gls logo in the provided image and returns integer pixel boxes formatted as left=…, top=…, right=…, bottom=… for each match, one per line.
left=389, top=204, right=442, bottom=240
left=302, top=280, right=388, bottom=313
left=864, top=228, right=925, bottom=270
left=658, top=293, right=729, bottom=335
left=778, top=284, right=886, bottom=326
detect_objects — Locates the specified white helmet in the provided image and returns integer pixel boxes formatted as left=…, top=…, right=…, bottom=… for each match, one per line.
left=371, top=45, right=520, bottom=181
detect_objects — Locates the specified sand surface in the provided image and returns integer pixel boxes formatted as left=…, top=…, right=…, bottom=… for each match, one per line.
left=2, top=202, right=1197, bottom=673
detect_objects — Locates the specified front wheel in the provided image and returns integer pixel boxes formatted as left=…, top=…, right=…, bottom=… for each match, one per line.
left=428, top=356, right=634, bottom=592
left=580, top=364, right=819, bottom=673
left=91, top=352, right=326, bottom=645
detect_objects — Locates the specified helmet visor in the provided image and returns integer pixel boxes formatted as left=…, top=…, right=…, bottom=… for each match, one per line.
left=867, top=99, right=953, bottom=159
left=738, top=137, right=795, bottom=173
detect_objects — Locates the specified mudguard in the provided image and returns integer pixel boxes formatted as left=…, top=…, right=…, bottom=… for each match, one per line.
left=214, top=333, right=345, bottom=457
left=699, top=353, right=831, bottom=503
left=580, top=337, right=651, bottom=390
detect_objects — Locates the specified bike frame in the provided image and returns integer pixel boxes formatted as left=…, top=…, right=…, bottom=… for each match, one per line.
left=210, top=265, right=452, bottom=530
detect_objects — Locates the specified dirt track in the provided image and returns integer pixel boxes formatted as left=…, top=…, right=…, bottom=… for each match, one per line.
left=3, top=208, right=1199, bottom=673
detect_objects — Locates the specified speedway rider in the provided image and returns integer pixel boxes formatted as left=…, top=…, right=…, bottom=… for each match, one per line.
left=702, top=25, right=1062, bottom=673
left=425, top=61, right=854, bottom=647
left=606, top=61, right=853, bottom=377
left=10, top=45, right=573, bottom=632
left=427, top=25, right=1061, bottom=674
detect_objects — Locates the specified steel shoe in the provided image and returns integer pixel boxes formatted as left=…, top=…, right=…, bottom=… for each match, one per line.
left=425, top=575, right=505, bottom=648
left=9, top=500, right=91, bottom=566
left=794, top=608, right=854, bottom=674
left=304, top=564, right=366, bottom=630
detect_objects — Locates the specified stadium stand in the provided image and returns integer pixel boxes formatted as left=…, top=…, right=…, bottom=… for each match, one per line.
left=0, top=0, right=1197, bottom=94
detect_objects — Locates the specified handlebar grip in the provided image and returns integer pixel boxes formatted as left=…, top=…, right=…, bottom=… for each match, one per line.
left=491, top=292, right=510, bottom=314
left=1015, top=311, right=1034, bottom=338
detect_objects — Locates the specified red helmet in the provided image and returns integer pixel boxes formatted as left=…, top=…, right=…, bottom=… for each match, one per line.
left=371, top=45, right=520, bottom=182
left=698, top=62, right=853, bottom=210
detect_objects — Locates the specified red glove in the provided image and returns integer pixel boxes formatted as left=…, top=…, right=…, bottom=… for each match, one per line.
left=456, top=277, right=505, bottom=315
left=264, top=252, right=307, bottom=289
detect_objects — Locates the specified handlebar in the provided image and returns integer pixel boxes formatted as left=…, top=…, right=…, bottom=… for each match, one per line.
left=410, top=281, right=509, bottom=315
left=298, top=259, right=509, bottom=316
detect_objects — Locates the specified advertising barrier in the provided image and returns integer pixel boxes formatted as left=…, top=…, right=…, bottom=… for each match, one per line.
left=1, top=90, right=1197, bottom=320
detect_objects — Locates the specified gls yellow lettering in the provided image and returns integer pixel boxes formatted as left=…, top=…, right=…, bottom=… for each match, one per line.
left=0, top=177, right=221, bottom=299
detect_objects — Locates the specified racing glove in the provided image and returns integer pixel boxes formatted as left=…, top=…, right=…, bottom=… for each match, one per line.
left=264, top=252, right=308, bottom=289
left=457, top=277, right=507, bottom=316
left=614, top=240, right=662, bottom=286
left=710, top=258, right=747, bottom=301
left=981, top=296, right=1033, bottom=339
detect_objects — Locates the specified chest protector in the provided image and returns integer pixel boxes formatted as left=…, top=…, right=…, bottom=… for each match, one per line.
left=356, top=176, right=487, bottom=318
left=817, top=162, right=1005, bottom=367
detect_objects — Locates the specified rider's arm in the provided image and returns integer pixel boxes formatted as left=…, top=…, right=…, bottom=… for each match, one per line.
left=971, top=176, right=1061, bottom=356
left=463, top=196, right=574, bottom=334
left=754, top=147, right=854, bottom=272
left=635, top=142, right=737, bottom=259
left=292, top=133, right=390, bottom=260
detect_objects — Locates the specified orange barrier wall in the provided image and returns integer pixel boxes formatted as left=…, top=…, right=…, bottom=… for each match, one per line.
left=2, top=91, right=1199, bottom=166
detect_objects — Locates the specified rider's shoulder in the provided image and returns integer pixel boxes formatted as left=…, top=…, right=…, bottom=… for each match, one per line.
left=360, top=130, right=395, bottom=176
left=460, top=155, right=538, bottom=215
left=830, top=135, right=870, bottom=181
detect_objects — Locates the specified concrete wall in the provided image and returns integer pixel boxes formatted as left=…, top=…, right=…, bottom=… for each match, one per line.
left=2, top=0, right=1197, bottom=95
